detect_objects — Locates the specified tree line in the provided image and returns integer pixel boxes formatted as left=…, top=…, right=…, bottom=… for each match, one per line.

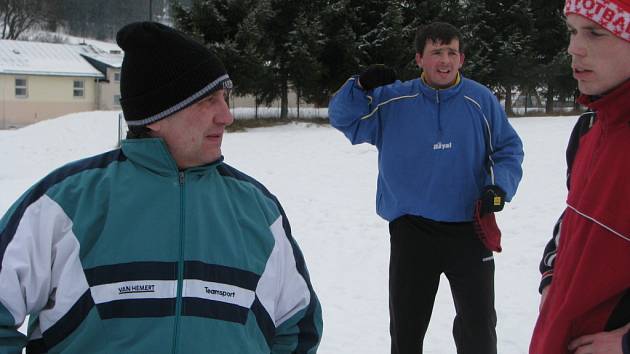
left=1, top=0, right=576, bottom=117
left=171, top=0, right=577, bottom=118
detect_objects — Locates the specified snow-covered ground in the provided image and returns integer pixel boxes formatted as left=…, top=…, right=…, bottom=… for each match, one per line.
left=0, top=111, right=577, bottom=353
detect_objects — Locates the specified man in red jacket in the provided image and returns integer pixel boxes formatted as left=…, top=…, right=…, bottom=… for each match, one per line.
left=530, top=0, right=630, bottom=353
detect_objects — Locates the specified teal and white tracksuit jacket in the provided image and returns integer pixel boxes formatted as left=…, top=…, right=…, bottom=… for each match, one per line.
left=0, top=138, right=322, bottom=354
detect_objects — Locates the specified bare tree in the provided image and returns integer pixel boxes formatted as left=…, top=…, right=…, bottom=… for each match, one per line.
left=1, top=0, right=46, bottom=40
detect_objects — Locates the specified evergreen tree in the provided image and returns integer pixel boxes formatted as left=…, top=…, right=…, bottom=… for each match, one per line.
left=160, top=0, right=576, bottom=115
left=462, top=0, right=535, bottom=115
left=315, top=0, right=362, bottom=105
left=171, top=0, right=258, bottom=104
left=530, top=0, right=575, bottom=113
left=286, top=11, right=324, bottom=113
left=358, top=2, right=409, bottom=74
left=212, top=0, right=316, bottom=119
left=232, top=1, right=273, bottom=113
left=258, top=0, right=301, bottom=119
left=172, top=0, right=227, bottom=43
left=401, top=0, right=465, bottom=32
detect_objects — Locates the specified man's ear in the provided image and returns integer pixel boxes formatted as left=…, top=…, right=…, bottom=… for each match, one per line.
left=146, top=120, right=162, bottom=133
left=458, top=53, right=465, bottom=69
left=415, top=52, right=423, bottom=69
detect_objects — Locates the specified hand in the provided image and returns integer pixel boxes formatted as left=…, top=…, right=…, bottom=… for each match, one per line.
left=539, top=285, right=549, bottom=312
left=568, top=323, right=630, bottom=354
left=358, top=64, right=397, bottom=90
left=480, top=185, right=506, bottom=215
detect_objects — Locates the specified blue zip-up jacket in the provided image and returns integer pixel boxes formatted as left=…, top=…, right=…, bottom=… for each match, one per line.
left=0, top=139, right=322, bottom=353
left=329, top=75, right=524, bottom=222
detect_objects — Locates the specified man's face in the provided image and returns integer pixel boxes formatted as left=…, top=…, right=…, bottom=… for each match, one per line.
left=415, top=39, right=464, bottom=89
left=147, top=89, right=233, bottom=169
left=566, top=14, right=630, bottom=96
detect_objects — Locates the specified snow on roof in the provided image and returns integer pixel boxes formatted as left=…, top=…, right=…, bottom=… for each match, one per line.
left=73, top=44, right=123, bottom=69
left=0, top=40, right=105, bottom=78
left=64, top=36, right=122, bottom=53
left=65, top=36, right=124, bottom=68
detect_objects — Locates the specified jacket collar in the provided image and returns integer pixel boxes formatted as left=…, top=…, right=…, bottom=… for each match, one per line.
left=120, top=138, right=223, bottom=176
left=578, top=79, right=630, bottom=127
left=417, top=72, right=463, bottom=101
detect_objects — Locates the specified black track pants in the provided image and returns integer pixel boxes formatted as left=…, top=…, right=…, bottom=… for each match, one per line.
left=389, top=215, right=497, bottom=354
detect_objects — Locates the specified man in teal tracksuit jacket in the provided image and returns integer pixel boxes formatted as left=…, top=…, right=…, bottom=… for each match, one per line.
left=329, top=22, right=522, bottom=354
left=0, top=22, right=322, bottom=354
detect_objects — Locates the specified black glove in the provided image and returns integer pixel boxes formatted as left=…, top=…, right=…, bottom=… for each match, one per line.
left=480, top=185, right=506, bottom=215
left=358, top=64, right=397, bottom=90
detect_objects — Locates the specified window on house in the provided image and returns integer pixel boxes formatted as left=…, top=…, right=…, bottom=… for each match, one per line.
left=114, top=94, right=121, bottom=106
left=15, top=78, right=27, bottom=98
left=114, top=72, right=121, bottom=82
left=73, top=80, right=84, bottom=98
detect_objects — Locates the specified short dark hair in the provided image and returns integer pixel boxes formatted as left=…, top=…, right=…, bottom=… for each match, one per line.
left=415, top=22, right=465, bottom=54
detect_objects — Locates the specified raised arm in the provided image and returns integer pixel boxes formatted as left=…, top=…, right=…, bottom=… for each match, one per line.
left=328, top=65, right=397, bottom=146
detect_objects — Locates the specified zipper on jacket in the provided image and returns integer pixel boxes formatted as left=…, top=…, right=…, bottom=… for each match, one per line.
left=172, top=171, right=186, bottom=354
left=436, top=91, right=443, bottom=136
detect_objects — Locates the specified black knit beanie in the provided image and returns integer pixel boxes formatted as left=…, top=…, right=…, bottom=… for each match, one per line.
left=116, top=21, right=232, bottom=126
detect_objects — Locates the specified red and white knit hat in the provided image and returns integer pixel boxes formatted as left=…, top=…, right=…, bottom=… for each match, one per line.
left=564, top=0, right=630, bottom=42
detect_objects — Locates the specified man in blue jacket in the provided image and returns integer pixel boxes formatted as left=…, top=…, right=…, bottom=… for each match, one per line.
left=0, top=22, right=322, bottom=353
left=329, top=22, right=523, bottom=354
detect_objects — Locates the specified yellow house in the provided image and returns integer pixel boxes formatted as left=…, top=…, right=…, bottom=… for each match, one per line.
left=77, top=44, right=123, bottom=112
left=0, top=40, right=122, bottom=129
left=0, top=39, right=324, bottom=126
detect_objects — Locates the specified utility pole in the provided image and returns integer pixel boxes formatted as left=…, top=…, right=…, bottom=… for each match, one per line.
left=149, top=0, right=153, bottom=21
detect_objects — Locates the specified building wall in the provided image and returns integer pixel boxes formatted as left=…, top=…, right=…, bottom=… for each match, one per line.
left=1, top=74, right=98, bottom=128
left=97, top=67, right=121, bottom=111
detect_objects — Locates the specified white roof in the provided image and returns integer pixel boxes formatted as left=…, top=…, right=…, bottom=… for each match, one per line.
left=71, top=42, right=123, bottom=69
left=0, top=40, right=104, bottom=78
left=64, top=36, right=122, bottom=53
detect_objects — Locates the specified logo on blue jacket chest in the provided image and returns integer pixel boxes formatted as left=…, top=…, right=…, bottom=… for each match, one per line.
left=433, top=141, right=453, bottom=150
